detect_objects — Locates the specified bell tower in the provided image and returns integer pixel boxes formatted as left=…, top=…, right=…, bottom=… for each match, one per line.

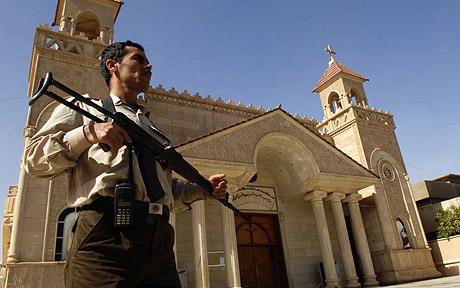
left=27, top=0, right=123, bottom=99
left=5, top=0, right=123, bottom=280
left=313, top=46, right=441, bottom=283
left=313, top=45, right=378, bottom=164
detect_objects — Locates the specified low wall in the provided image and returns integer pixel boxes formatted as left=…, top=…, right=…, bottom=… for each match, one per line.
left=429, top=234, right=460, bottom=276
left=372, top=248, right=440, bottom=284
left=3, top=262, right=65, bottom=288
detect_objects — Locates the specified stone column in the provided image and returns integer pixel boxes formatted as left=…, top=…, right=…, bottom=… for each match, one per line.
left=326, top=104, right=333, bottom=117
left=59, top=16, right=71, bottom=33
left=323, top=105, right=328, bottom=118
left=344, top=194, right=379, bottom=287
left=41, top=178, right=55, bottom=261
left=326, top=193, right=360, bottom=288
left=70, top=18, right=76, bottom=36
left=343, top=93, right=351, bottom=106
left=7, top=126, right=36, bottom=263
left=108, top=28, right=114, bottom=44
left=99, top=26, right=111, bottom=44
left=221, top=205, right=242, bottom=288
left=191, top=201, right=210, bottom=288
left=305, top=191, right=340, bottom=288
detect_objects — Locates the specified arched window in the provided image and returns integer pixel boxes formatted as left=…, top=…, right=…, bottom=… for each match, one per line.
left=54, top=208, right=78, bottom=261
left=75, top=11, right=101, bottom=40
left=328, top=92, right=342, bottom=113
left=396, top=218, right=412, bottom=249
left=350, top=88, right=361, bottom=106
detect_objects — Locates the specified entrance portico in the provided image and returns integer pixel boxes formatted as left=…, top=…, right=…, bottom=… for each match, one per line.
left=175, top=109, right=380, bottom=287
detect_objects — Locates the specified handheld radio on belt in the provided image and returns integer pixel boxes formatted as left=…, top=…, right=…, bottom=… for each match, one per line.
left=113, top=145, right=136, bottom=228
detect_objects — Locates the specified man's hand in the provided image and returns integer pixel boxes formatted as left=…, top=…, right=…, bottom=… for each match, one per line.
left=208, top=174, right=227, bottom=200
left=84, top=122, right=132, bottom=151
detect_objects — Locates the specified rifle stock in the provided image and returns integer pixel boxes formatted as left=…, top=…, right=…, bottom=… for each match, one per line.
left=30, top=72, right=251, bottom=223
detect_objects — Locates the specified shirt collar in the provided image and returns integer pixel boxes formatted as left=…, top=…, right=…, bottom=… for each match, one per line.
left=109, top=94, right=151, bottom=117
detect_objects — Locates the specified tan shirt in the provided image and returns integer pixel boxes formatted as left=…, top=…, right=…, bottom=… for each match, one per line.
left=25, top=95, right=206, bottom=210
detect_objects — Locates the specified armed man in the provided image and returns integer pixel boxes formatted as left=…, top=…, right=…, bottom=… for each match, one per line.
left=25, top=40, right=228, bottom=288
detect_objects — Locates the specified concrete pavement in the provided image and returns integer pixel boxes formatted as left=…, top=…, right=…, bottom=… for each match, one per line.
left=383, top=275, right=460, bottom=287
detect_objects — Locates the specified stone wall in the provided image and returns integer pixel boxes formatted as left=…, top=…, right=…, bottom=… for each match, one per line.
left=429, top=234, right=460, bottom=276
left=281, top=198, right=344, bottom=288
left=362, top=206, right=385, bottom=253
left=3, top=262, right=65, bottom=288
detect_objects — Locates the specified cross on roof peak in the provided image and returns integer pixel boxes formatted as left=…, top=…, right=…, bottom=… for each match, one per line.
left=325, top=44, right=336, bottom=66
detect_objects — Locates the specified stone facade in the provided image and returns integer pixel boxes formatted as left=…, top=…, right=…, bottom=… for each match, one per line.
left=2, top=1, right=441, bottom=287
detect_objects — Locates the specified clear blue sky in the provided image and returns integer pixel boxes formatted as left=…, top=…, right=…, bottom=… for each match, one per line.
left=1, top=0, right=459, bottom=209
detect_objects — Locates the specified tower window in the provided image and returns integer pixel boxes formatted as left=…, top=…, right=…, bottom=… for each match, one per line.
left=351, top=95, right=358, bottom=105
left=75, top=11, right=101, bottom=40
left=350, top=88, right=366, bottom=107
left=328, top=92, right=341, bottom=113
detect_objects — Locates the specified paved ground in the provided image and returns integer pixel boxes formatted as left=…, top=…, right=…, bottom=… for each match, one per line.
left=383, top=275, right=460, bottom=287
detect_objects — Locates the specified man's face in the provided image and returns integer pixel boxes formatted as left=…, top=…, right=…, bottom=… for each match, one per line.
left=117, top=46, right=152, bottom=94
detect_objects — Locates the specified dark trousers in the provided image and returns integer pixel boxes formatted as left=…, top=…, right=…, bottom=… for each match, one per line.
left=65, top=200, right=181, bottom=288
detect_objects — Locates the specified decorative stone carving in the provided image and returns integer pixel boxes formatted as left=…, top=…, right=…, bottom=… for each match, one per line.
left=231, top=185, right=277, bottom=211
left=24, top=127, right=37, bottom=138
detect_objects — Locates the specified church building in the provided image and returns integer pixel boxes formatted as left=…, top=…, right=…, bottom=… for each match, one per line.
left=2, top=0, right=441, bottom=287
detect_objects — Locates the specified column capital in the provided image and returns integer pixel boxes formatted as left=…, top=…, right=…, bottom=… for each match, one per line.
left=325, top=192, right=346, bottom=203
left=304, top=190, right=327, bottom=203
left=24, top=126, right=37, bottom=138
left=343, top=193, right=362, bottom=205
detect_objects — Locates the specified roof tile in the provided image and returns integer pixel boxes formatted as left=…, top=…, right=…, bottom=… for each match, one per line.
left=313, top=61, right=368, bottom=92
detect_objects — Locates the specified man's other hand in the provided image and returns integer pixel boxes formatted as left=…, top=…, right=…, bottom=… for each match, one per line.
left=208, top=174, right=227, bottom=199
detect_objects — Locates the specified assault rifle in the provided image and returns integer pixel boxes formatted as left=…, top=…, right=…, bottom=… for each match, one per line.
left=30, top=72, right=251, bottom=223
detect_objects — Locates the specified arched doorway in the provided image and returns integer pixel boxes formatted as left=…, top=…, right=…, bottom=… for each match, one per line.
left=235, top=213, right=289, bottom=288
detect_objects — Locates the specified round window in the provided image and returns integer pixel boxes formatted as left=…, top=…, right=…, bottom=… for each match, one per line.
left=382, top=163, right=395, bottom=181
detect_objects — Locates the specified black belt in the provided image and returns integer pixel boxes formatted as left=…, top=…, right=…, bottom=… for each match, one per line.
left=80, top=196, right=170, bottom=220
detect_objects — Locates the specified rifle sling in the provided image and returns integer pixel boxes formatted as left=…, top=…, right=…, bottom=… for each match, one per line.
left=101, top=96, right=165, bottom=202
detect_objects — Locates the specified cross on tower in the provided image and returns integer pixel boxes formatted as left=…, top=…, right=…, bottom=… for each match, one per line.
left=325, top=44, right=336, bottom=65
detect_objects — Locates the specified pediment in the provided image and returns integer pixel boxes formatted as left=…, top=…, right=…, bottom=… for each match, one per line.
left=176, top=109, right=376, bottom=183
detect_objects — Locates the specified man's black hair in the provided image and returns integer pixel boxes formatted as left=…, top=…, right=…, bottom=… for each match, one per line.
left=100, top=40, right=145, bottom=86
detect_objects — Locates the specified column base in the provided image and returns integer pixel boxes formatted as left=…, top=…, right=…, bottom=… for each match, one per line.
left=325, top=278, right=340, bottom=288
left=345, top=276, right=361, bottom=288
left=363, top=275, right=380, bottom=287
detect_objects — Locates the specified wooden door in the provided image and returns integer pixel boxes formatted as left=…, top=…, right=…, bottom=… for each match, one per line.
left=235, top=214, right=289, bottom=288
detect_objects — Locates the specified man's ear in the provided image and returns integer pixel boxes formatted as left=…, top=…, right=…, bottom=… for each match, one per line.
left=106, top=59, right=118, bottom=73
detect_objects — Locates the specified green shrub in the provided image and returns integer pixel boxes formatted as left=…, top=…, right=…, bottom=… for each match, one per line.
left=436, top=205, right=460, bottom=239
